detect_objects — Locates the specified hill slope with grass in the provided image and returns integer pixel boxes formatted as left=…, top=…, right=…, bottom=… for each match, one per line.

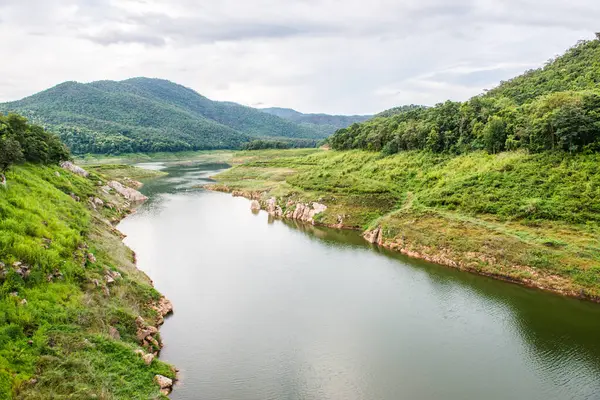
left=0, top=115, right=175, bottom=398
left=0, top=78, right=328, bottom=155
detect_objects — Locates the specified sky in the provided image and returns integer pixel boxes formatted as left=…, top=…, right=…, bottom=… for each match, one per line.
left=0, top=0, right=598, bottom=115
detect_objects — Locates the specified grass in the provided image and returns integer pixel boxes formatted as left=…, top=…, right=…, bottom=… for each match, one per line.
left=0, top=164, right=175, bottom=399
left=85, top=165, right=167, bottom=181
left=213, top=149, right=600, bottom=300
left=75, top=150, right=235, bottom=166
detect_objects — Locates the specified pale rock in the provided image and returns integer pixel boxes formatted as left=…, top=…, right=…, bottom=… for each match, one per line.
left=142, top=353, right=155, bottom=365
left=108, top=181, right=148, bottom=202
left=363, top=226, right=383, bottom=245
left=87, top=253, right=96, bottom=263
left=60, top=161, right=89, bottom=178
left=154, top=375, right=173, bottom=390
left=250, top=200, right=261, bottom=211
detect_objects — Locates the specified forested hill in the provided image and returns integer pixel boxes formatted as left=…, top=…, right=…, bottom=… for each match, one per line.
left=330, top=37, right=600, bottom=155
left=260, top=107, right=372, bottom=135
left=0, top=78, right=329, bottom=154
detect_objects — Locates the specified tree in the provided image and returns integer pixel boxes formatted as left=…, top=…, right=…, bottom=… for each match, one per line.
left=0, top=135, right=24, bottom=173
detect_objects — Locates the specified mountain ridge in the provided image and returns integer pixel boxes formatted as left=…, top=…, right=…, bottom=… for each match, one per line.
left=0, top=78, right=348, bottom=154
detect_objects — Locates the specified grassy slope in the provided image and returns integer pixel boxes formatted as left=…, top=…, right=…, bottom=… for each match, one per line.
left=0, top=165, right=175, bottom=399
left=213, top=149, right=600, bottom=300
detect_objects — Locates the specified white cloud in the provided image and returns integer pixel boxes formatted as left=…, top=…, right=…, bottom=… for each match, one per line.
left=0, top=0, right=598, bottom=114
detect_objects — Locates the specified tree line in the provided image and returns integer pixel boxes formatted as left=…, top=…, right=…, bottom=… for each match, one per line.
left=0, top=113, right=70, bottom=176
left=329, top=39, right=600, bottom=155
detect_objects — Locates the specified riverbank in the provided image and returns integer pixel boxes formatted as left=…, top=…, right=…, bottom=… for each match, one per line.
left=210, top=149, right=600, bottom=302
left=0, top=163, right=176, bottom=399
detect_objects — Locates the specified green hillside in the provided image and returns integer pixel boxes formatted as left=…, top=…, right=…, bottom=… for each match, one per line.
left=0, top=115, right=176, bottom=398
left=260, top=107, right=371, bottom=135
left=330, top=38, right=600, bottom=155
left=0, top=78, right=328, bottom=155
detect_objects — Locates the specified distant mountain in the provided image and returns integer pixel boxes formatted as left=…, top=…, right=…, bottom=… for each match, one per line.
left=0, top=78, right=328, bottom=154
left=260, top=107, right=372, bottom=135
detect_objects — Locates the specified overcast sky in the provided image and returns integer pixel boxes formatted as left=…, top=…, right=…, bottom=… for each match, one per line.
left=0, top=0, right=598, bottom=114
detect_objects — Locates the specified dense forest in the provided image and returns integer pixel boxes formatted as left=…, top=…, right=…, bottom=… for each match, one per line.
left=241, top=138, right=319, bottom=150
left=0, top=114, right=69, bottom=175
left=330, top=38, right=600, bottom=155
left=0, top=78, right=331, bottom=155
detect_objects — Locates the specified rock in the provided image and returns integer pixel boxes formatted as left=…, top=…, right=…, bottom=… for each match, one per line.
left=108, top=326, right=121, bottom=340
left=60, top=161, right=89, bottom=178
left=108, top=181, right=148, bottom=202
left=363, top=226, right=383, bottom=245
left=105, top=274, right=115, bottom=284
left=69, top=193, right=81, bottom=202
left=102, top=286, right=110, bottom=296
left=20, top=299, right=27, bottom=306
left=93, top=197, right=104, bottom=207
left=124, top=178, right=143, bottom=189
left=87, top=253, right=97, bottom=263
left=135, top=316, right=146, bottom=328
left=250, top=200, right=261, bottom=211
left=0, top=173, right=6, bottom=187
left=154, top=375, right=173, bottom=390
left=289, top=202, right=328, bottom=225
left=134, top=349, right=145, bottom=357
left=153, top=297, right=174, bottom=317
left=136, top=326, right=158, bottom=342
left=142, top=353, right=155, bottom=365
left=92, top=279, right=99, bottom=287
left=54, top=171, right=61, bottom=177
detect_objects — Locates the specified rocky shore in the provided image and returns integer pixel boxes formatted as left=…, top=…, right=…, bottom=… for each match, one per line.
left=64, top=162, right=178, bottom=396
left=208, top=183, right=599, bottom=303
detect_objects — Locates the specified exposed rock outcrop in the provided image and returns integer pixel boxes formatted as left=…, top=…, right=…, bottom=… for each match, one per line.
left=108, top=181, right=148, bottom=202
left=60, top=161, right=89, bottom=178
left=266, top=198, right=283, bottom=218
left=154, top=375, right=173, bottom=395
left=286, top=202, right=328, bottom=225
left=363, top=226, right=383, bottom=245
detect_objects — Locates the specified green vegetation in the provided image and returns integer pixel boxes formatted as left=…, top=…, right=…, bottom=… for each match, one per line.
left=0, top=78, right=329, bottom=155
left=0, top=164, right=175, bottom=399
left=260, top=107, right=371, bottom=136
left=0, top=113, right=175, bottom=398
left=213, top=149, right=600, bottom=300
left=330, top=39, right=600, bottom=155
left=0, top=114, right=69, bottom=174
left=75, top=150, right=235, bottom=166
left=241, top=139, right=319, bottom=151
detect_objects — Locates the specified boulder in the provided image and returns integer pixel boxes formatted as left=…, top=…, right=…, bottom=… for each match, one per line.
left=87, top=253, right=97, bottom=263
left=60, top=161, right=89, bottom=178
left=363, top=226, right=383, bottom=245
left=142, top=353, right=155, bottom=365
left=93, top=197, right=104, bottom=207
left=250, top=200, right=261, bottom=211
left=289, top=202, right=328, bottom=224
left=154, top=375, right=173, bottom=391
left=108, top=181, right=148, bottom=202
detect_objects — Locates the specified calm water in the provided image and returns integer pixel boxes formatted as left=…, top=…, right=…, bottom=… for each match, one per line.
left=118, top=163, right=600, bottom=400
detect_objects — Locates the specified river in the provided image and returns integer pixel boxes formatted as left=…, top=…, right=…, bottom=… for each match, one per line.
left=118, top=162, right=600, bottom=400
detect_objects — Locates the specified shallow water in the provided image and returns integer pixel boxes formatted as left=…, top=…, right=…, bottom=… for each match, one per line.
left=118, top=162, right=600, bottom=400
